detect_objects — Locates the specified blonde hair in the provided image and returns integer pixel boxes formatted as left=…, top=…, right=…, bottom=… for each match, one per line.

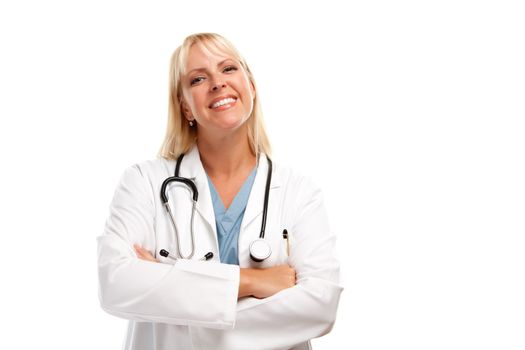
left=158, top=33, right=271, bottom=160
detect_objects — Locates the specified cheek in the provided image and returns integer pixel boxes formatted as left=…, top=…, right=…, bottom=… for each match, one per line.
left=244, top=78, right=255, bottom=101
left=247, top=79, right=255, bottom=97
left=187, top=92, right=206, bottom=113
left=246, top=83, right=255, bottom=104
left=236, top=79, right=252, bottom=100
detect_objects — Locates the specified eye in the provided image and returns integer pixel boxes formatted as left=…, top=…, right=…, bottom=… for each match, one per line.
left=190, top=76, right=205, bottom=86
left=223, top=65, right=238, bottom=73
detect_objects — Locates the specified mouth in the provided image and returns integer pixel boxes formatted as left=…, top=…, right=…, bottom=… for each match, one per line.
left=209, top=95, right=238, bottom=110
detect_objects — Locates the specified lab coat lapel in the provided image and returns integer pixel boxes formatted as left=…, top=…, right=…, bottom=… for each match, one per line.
left=241, top=155, right=281, bottom=231
left=180, top=148, right=281, bottom=236
left=180, top=147, right=217, bottom=233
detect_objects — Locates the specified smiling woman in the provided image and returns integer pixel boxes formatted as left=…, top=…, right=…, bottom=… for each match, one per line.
left=180, top=41, right=257, bottom=156
left=97, top=33, right=343, bottom=350
left=160, top=33, right=270, bottom=162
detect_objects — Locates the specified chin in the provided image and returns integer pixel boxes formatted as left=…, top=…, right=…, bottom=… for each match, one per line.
left=216, top=122, right=245, bottom=132
left=213, top=115, right=248, bottom=130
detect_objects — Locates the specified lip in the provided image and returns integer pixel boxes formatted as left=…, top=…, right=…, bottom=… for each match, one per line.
left=208, top=94, right=238, bottom=109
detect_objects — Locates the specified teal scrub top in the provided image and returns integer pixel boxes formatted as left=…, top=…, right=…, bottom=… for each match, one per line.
left=206, top=167, right=257, bottom=265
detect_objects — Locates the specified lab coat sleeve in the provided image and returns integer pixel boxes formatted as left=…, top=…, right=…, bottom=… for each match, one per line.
left=191, top=177, right=343, bottom=349
left=97, top=165, right=240, bottom=329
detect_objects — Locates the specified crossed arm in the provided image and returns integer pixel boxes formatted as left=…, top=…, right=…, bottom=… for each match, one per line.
left=98, top=165, right=342, bottom=348
left=134, top=244, right=296, bottom=299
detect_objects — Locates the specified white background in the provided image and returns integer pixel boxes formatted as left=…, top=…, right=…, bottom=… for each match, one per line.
left=0, top=0, right=524, bottom=349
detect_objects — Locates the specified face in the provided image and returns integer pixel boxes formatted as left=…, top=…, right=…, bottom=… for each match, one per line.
left=180, top=43, right=255, bottom=135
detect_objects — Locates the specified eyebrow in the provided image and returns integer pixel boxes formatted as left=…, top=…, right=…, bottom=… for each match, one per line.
left=186, top=59, right=236, bottom=76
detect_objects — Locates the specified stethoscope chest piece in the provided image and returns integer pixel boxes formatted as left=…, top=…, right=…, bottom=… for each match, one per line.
left=249, top=238, right=272, bottom=262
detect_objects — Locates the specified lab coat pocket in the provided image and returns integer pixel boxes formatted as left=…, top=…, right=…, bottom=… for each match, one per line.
left=262, top=230, right=290, bottom=268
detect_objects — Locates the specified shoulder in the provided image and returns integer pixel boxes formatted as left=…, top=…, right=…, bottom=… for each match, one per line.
left=131, top=157, right=175, bottom=178
left=272, top=161, right=323, bottom=200
left=119, top=157, right=176, bottom=191
left=271, top=161, right=327, bottom=228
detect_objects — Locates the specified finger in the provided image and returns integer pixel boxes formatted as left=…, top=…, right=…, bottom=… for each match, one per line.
left=135, top=249, right=147, bottom=259
left=134, top=244, right=152, bottom=257
left=134, top=244, right=146, bottom=257
left=135, top=249, right=148, bottom=260
left=134, top=245, right=158, bottom=262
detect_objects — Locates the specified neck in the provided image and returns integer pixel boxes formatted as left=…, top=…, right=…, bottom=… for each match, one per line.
left=197, top=126, right=256, bottom=178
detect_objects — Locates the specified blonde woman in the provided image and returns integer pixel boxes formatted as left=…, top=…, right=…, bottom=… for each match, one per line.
left=97, top=33, right=343, bottom=350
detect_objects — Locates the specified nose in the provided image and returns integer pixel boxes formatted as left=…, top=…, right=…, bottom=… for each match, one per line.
left=210, top=78, right=226, bottom=92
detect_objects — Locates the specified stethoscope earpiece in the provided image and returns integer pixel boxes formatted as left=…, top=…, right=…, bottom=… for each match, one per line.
left=160, top=249, right=214, bottom=261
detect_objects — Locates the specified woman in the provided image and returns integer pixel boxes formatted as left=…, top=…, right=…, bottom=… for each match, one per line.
left=97, top=33, right=343, bottom=350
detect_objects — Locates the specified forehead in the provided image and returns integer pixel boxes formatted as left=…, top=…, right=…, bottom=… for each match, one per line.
left=184, top=41, right=237, bottom=73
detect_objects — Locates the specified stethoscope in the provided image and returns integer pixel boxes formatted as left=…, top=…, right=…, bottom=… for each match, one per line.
left=160, top=153, right=273, bottom=262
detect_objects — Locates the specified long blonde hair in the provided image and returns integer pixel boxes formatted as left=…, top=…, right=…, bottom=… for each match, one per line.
left=158, top=33, right=271, bottom=160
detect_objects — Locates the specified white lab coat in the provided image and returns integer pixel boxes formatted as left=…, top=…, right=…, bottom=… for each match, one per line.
left=97, top=146, right=343, bottom=350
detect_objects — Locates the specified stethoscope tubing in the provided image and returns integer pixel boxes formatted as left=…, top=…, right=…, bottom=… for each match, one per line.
left=161, top=153, right=273, bottom=261
left=161, top=176, right=199, bottom=203
left=163, top=200, right=197, bottom=259
left=259, top=156, right=272, bottom=239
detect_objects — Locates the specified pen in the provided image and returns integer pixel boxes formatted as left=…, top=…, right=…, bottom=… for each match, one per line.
left=282, top=229, right=290, bottom=256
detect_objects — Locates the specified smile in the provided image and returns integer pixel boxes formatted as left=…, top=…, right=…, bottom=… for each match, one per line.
left=209, top=97, right=237, bottom=109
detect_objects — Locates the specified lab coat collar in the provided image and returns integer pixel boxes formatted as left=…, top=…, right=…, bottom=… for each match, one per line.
left=179, top=145, right=281, bottom=232
left=241, top=152, right=281, bottom=230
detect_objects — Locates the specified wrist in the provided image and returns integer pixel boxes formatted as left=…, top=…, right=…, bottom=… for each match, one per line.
left=239, top=268, right=254, bottom=298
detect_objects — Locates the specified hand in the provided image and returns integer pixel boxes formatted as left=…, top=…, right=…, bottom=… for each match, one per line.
left=239, top=265, right=296, bottom=299
left=133, top=244, right=159, bottom=263
left=133, top=246, right=296, bottom=299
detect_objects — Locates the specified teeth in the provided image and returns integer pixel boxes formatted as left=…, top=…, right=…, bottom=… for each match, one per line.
left=211, top=97, right=236, bottom=109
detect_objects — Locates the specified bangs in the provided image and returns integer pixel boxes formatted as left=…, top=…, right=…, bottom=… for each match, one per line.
left=178, top=34, right=244, bottom=76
